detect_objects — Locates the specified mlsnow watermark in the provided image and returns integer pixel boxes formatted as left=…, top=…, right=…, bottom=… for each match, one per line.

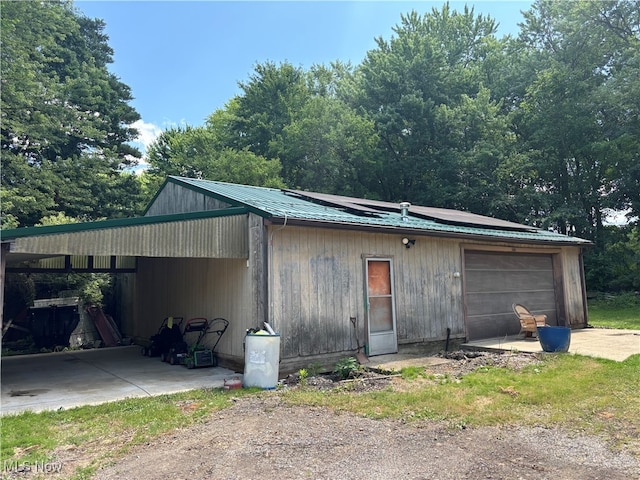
left=3, top=460, right=63, bottom=474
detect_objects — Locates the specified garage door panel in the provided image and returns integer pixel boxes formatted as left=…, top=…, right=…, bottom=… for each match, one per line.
left=466, top=291, right=556, bottom=316
left=467, top=313, right=520, bottom=339
left=465, top=252, right=553, bottom=271
left=465, top=270, right=555, bottom=294
left=464, top=251, right=558, bottom=340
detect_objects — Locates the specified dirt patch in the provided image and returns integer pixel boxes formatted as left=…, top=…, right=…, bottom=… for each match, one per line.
left=279, top=350, right=544, bottom=393
left=6, top=351, right=639, bottom=480
left=92, top=395, right=638, bottom=480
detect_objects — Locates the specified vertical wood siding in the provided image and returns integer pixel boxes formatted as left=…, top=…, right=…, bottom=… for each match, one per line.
left=134, top=257, right=253, bottom=359
left=145, top=181, right=231, bottom=216
left=560, top=246, right=587, bottom=326
left=268, top=225, right=465, bottom=359
left=130, top=221, right=587, bottom=363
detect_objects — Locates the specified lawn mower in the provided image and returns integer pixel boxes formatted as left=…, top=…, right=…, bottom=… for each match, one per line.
left=141, top=316, right=184, bottom=358
left=166, top=317, right=229, bottom=368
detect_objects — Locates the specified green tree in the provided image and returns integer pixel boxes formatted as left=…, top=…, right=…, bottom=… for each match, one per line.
left=274, top=94, right=380, bottom=196
left=1, top=1, right=143, bottom=227
left=144, top=125, right=285, bottom=188
left=352, top=5, right=509, bottom=208
left=231, top=61, right=311, bottom=185
left=585, top=225, right=640, bottom=292
left=515, top=0, right=639, bottom=238
left=264, top=63, right=381, bottom=196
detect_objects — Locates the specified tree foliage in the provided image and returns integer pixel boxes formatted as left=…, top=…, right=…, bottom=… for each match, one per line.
left=351, top=6, right=513, bottom=207
left=144, top=123, right=285, bottom=188
left=1, top=0, right=143, bottom=227
left=514, top=0, right=639, bottom=239
left=3, top=0, right=638, bottom=292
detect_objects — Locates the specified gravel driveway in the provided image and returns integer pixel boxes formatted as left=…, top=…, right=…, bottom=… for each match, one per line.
left=93, top=394, right=639, bottom=480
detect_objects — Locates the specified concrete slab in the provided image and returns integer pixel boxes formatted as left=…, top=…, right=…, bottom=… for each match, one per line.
left=463, top=328, right=640, bottom=362
left=361, top=328, right=639, bottom=373
left=365, top=353, right=452, bottom=372
left=1, top=346, right=241, bottom=415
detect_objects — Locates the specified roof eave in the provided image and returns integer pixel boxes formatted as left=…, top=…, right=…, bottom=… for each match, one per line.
left=266, top=216, right=592, bottom=247
left=0, top=207, right=250, bottom=241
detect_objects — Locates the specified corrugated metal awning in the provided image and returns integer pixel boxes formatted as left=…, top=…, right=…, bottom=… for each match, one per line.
left=1, top=209, right=250, bottom=272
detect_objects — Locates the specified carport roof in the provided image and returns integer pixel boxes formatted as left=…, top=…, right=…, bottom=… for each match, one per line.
left=164, top=177, right=592, bottom=246
left=1, top=207, right=251, bottom=271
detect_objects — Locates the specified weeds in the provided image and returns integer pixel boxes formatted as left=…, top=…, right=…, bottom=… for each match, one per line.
left=334, top=356, right=360, bottom=379
left=400, top=366, right=426, bottom=380
left=298, top=368, right=308, bottom=386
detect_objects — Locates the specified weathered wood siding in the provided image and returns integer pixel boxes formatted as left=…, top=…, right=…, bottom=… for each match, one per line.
left=559, top=246, right=588, bottom=327
left=268, top=227, right=587, bottom=360
left=134, top=257, right=254, bottom=360
left=268, top=225, right=466, bottom=360
left=146, top=181, right=231, bottom=216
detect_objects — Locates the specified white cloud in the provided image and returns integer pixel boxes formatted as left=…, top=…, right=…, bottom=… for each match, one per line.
left=603, top=208, right=636, bottom=226
left=126, top=119, right=188, bottom=174
left=132, top=119, right=163, bottom=151
left=125, top=119, right=163, bottom=174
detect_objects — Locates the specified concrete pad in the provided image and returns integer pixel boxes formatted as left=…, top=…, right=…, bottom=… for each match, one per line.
left=366, top=353, right=452, bottom=372
left=463, top=328, right=640, bottom=362
left=1, top=346, right=240, bottom=415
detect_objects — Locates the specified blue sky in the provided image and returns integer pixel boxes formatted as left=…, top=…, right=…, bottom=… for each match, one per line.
left=76, top=1, right=533, bottom=152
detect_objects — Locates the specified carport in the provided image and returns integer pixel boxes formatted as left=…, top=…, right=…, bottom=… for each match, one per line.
left=1, top=346, right=239, bottom=415
left=1, top=209, right=250, bottom=330
left=1, top=209, right=251, bottom=415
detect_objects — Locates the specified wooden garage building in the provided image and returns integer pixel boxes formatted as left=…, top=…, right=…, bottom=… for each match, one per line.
left=1, top=176, right=591, bottom=371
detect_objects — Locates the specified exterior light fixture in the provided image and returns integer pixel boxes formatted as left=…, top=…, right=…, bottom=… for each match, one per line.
left=402, top=237, right=416, bottom=248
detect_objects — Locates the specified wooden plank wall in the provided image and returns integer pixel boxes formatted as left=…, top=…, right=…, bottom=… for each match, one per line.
left=560, top=246, right=587, bottom=327
left=145, top=182, right=231, bottom=216
left=268, top=225, right=466, bottom=359
left=134, top=257, right=253, bottom=360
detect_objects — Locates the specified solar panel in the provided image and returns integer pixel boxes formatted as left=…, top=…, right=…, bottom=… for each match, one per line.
left=286, top=189, right=536, bottom=232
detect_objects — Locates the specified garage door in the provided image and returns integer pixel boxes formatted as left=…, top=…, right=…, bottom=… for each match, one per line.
left=464, top=251, right=558, bottom=340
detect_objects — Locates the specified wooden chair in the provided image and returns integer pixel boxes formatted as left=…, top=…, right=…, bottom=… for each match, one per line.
left=512, top=304, right=547, bottom=338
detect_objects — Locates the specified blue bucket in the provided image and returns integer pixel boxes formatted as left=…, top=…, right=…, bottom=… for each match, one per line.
left=537, top=326, right=571, bottom=353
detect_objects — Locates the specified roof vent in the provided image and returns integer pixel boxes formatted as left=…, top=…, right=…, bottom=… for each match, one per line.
left=399, top=202, right=411, bottom=222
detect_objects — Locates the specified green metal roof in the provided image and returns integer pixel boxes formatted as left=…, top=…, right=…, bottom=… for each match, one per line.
left=168, top=177, right=591, bottom=246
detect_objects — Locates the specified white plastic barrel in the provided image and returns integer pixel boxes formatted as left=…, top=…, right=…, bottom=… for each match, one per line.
left=243, top=333, right=281, bottom=389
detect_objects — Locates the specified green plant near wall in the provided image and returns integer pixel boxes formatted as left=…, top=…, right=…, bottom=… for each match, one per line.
left=334, top=356, right=360, bottom=380
left=298, top=368, right=309, bottom=387
left=307, top=361, right=324, bottom=376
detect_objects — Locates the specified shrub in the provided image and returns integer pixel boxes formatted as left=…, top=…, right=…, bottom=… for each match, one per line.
left=334, top=357, right=360, bottom=380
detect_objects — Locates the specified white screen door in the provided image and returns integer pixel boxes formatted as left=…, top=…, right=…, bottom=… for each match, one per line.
left=365, top=258, right=397, bottom=356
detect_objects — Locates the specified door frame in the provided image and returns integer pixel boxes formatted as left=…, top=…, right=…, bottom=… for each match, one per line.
left=363, top=256, right=398, bottom=356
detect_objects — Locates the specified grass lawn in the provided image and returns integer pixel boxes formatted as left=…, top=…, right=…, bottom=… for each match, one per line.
left=1, top=294, right=638, bottom=478
left=588, top=293, right=640, bottom=330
